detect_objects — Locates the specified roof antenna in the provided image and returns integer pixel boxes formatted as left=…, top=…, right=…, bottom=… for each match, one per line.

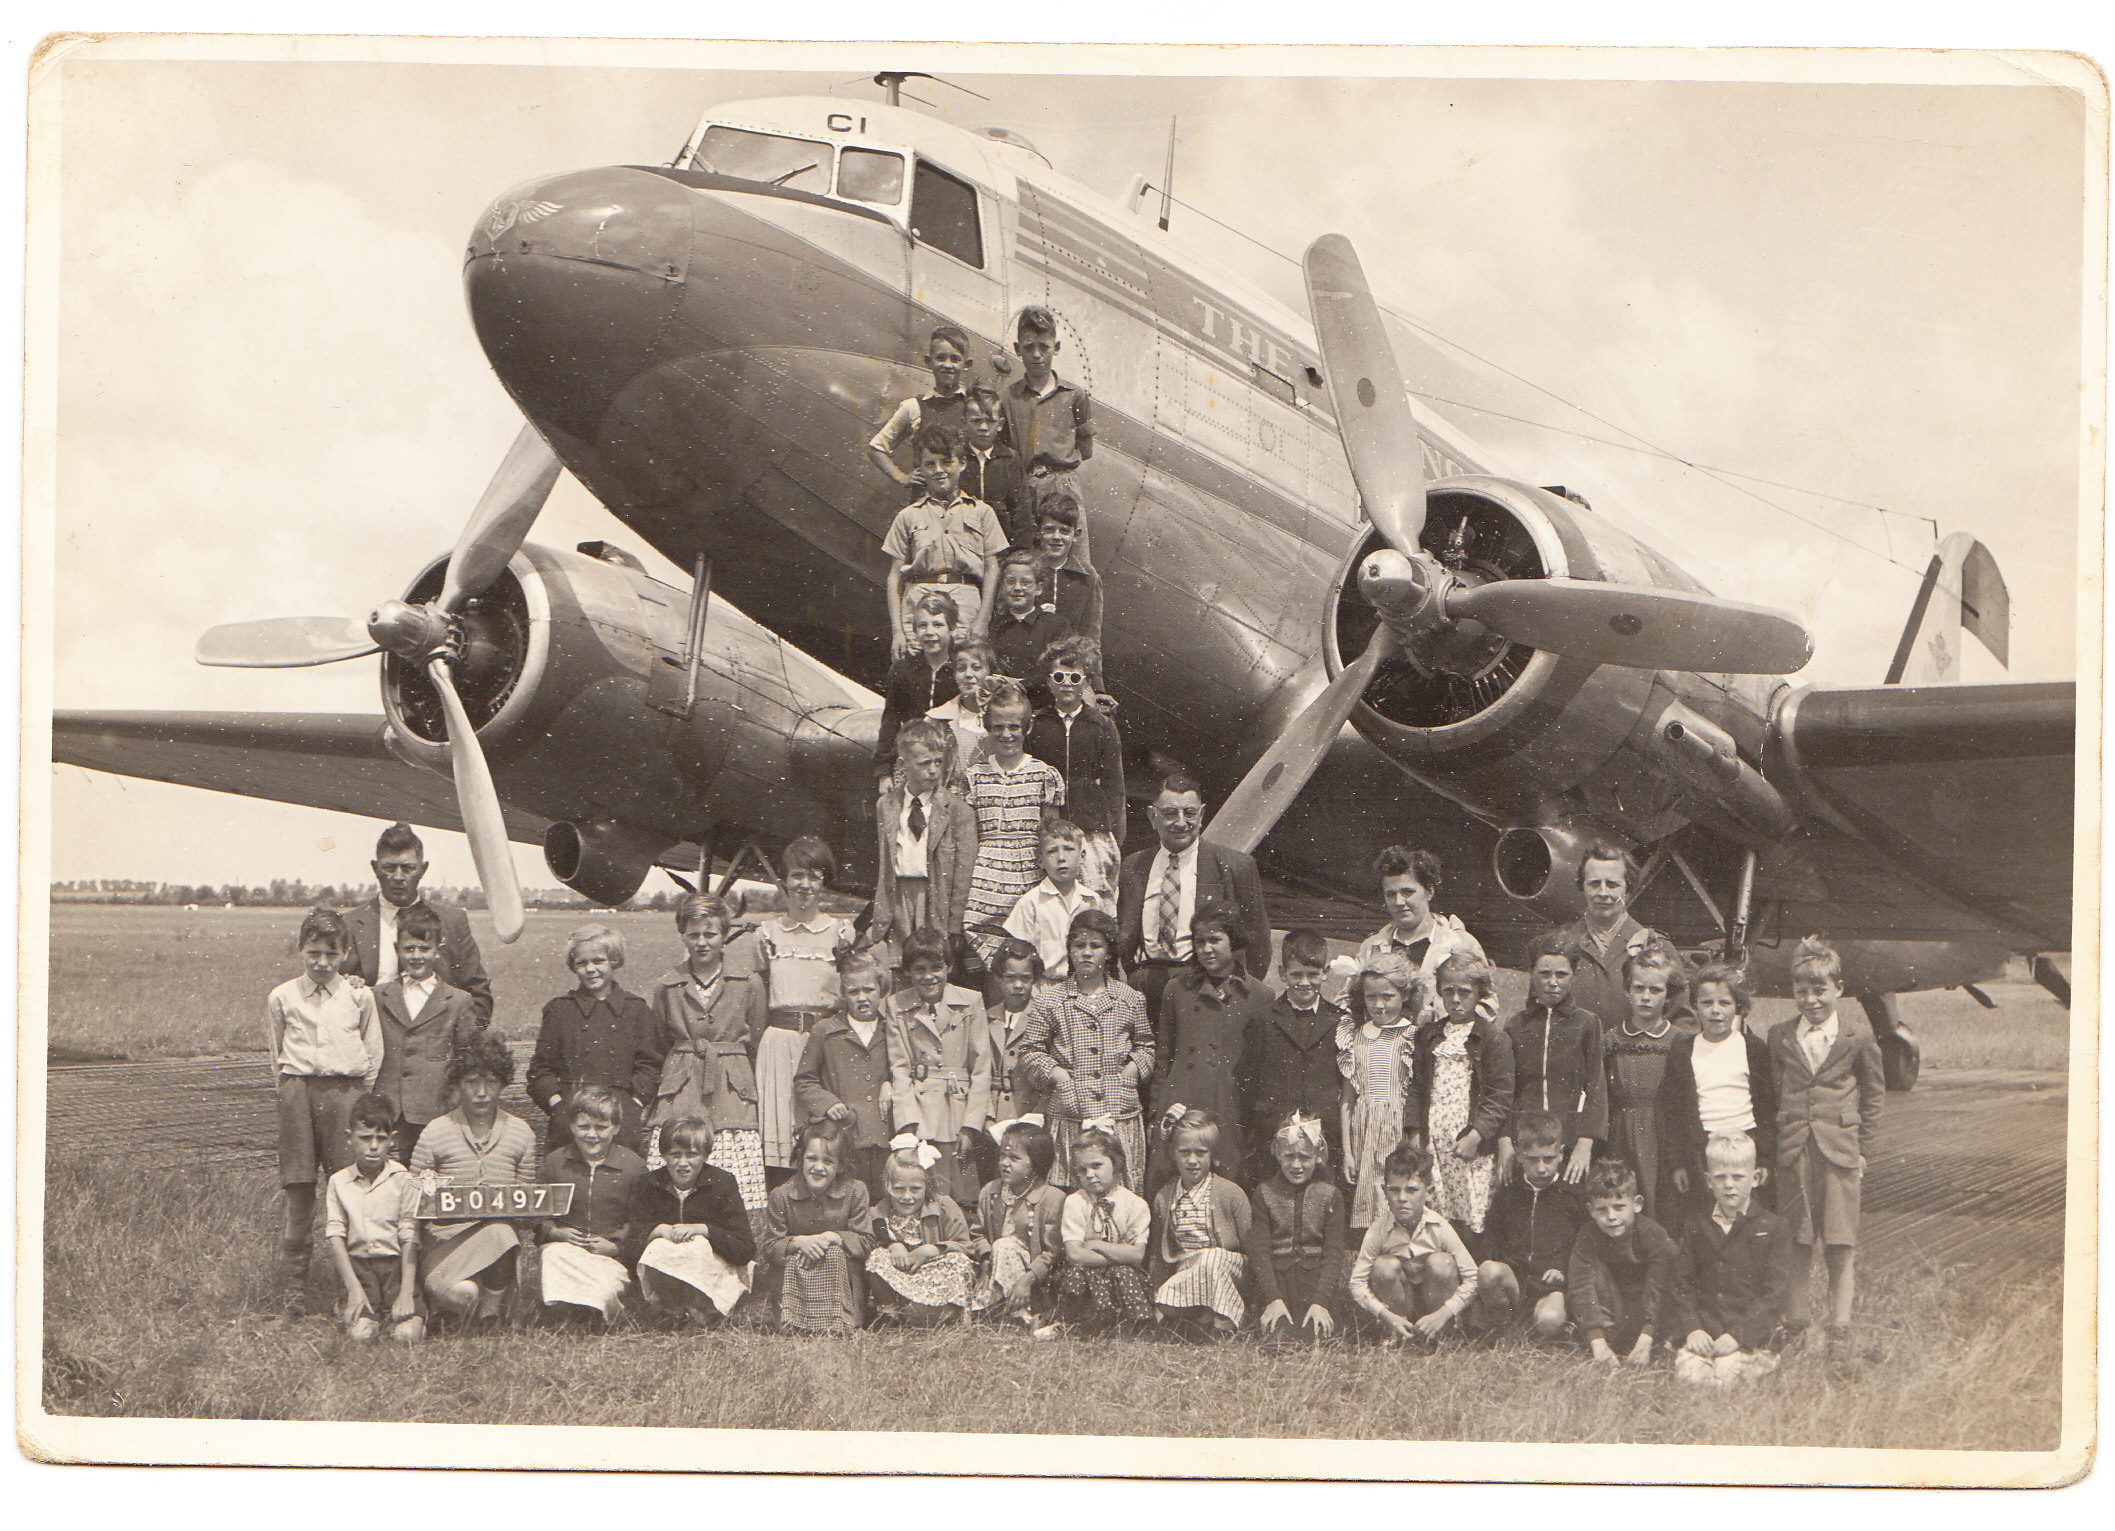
left=1158, top=116, right=1178, bottom=231
left=875, top=71, right=990, bottom=108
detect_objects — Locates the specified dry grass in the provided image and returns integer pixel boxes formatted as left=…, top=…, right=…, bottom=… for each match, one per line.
left=40, top=1156, right=2063, bottom=1450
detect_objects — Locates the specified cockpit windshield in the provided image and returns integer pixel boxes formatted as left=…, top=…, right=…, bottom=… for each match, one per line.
left=691, top=126, right=831, bottom=194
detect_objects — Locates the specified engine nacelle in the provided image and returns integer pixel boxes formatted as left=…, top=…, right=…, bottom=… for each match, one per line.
left=1492, top=819, right=1638, bottom=924
left=544, top=818, right=676, bottom=907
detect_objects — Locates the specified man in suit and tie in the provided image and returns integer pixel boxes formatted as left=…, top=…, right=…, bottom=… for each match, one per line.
left=1767, top=936, right=1883, bottom=1347
left=340, top=822, right=493, bottom=1030
left=1117, top=771, right=1272, bottom=1025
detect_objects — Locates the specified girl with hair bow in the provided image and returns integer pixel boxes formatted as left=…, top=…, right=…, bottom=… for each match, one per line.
left=1248, top=1111, right=1353, bottom=1339
left=863, top=1132, right=977, bottom=1324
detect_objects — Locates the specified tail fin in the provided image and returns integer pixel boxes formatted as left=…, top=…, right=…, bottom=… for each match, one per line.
left=1884, top=531, right=2009, bottom=684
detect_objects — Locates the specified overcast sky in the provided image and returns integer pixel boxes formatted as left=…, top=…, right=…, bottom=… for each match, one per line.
left=35, top=42, right=2092, bottom=891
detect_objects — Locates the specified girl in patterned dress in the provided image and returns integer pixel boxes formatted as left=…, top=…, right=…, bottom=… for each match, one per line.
left=1603, top=941, right=1687, bottom=1224
left=972, top=1114, right=1066, bottom=1324
left=1410, top=952, right=1515, bottom=1237
left=1055, top=1126, right=1156, bottom=1331
left=754, top=838, right=858, bottom=1174
left=647, top=893, right=768, bottom=1211
left=1148, top=1110, right=1253, bottom=1337
left=961, top=682, right=1065, bottom=969
left=1340, top=951, right=1424, bottom=1232
left=1018, top=909, right=1154, bottom=1192
left=760, top=1117, right=871, bottom=1333
left=863, top=1136, right=977, bottom=1324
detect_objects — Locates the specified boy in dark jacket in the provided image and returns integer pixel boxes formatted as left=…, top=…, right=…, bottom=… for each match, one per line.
left=1659, top=962, right=1779, bottom=1236
left=1671, top=1133, right=1794, bottom=1385
left=1496, top=930, right=1604, bottom=1187
left=1240, top=929, right=1348, bottom=1183
left=1474, top=1109, right=1587, bottom=1339
left=1570, top=1159, right=1680, bottom=1366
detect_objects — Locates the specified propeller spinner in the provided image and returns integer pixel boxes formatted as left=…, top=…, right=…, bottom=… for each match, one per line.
left=1206, top=235, right=1813, bottom=855
left=193, top=420, right=564, bottom=941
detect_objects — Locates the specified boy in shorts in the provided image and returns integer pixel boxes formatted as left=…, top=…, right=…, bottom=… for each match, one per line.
left=1348, top=1142, right=1479, bottom=1343
left=1767, top=935, right=1883, bottom=1346
left=323, top=1092, right=424, bottom=1341
left=881, top=425, right=1007, bottom=657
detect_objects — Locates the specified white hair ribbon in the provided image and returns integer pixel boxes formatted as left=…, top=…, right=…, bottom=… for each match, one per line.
left=1276, top=1112, right=1325, bottom=1151
left=1079, top=1114, right=1119, bottom=1136
left=990, top=1113, right=1046, bottom=1139
left=888, top=1131, right=941, bottom=1170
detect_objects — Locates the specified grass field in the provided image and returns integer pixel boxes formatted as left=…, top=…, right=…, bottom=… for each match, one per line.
left=33, top=903, right=2076, bottom=1460
left=37, top=1155, right=2063, bottom=1449
left=44, top=903, right=2074, bottom=1072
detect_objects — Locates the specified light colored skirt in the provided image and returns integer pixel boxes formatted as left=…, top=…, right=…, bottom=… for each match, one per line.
left=1675, top=1348, right=1780, bottom=1388
left=538, top=1242, right=630, bottom=1320
left=972, top=1235, right=1036, bottom=1312
left=756, top=1026, right=810, bottom=1168
left=1346, top=1096, right=1408, bottom=1229
left=637, top=1235, right=752, bottom=1316
left=419, top=1220, right=520, bottom=1292
left=1156, top=1246, right=1247, bottom=1324
left=865, top=1247, right=975, bottom=1310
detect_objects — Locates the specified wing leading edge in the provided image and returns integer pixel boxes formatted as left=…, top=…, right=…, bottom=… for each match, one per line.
left=1775, top=681, right=2075, bottom=948
left=52, top=711, right=553, bottom=849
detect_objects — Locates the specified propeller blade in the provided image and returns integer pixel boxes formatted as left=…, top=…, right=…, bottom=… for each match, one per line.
left=1204, top=628, right=1396, bottom=856
left=1446, top=578, right=1814, bottom=675
left=426, top=657, right=527, bottom=943
left=195, top=617, right=381, bottom=669
left=1304, top=234, right=1428, bottom=554
left=438, top=422, right=563, bottom=615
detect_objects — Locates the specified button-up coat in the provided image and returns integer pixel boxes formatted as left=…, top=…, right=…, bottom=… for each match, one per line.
left=883, top=983, right=994, bottom=1142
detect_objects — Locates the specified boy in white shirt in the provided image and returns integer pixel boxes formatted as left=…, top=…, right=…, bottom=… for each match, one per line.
left=1000, top=821, right=1107, bottom=981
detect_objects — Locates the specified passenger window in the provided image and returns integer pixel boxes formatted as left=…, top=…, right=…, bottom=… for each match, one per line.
left=838, top=148, right=905, bottom=206
left=910, top=161, right=983, bottom=268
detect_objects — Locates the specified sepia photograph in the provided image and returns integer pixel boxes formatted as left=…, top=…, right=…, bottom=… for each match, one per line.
left=17, top=32, right=2101, bottom=1484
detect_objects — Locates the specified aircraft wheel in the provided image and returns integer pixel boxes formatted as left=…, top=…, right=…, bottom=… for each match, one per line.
left=1878, top=1027, right=1921, bottom=1093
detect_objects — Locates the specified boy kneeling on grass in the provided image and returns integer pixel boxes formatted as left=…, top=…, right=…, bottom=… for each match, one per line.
left=1569, top=1158, right=1680, bottom=1367
left=1348, top=1141, right=1478, bottom=1345
left=324, top=1091, right=423, bottom=1342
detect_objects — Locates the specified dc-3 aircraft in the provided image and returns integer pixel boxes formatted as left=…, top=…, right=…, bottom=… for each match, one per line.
left=54, top=78, right=2075, bottom=1091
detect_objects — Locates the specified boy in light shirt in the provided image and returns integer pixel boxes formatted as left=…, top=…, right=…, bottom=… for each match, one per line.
left=1000, top=821, right=1106, bottom=981
left=323, top=1092, right=424, bottom=1342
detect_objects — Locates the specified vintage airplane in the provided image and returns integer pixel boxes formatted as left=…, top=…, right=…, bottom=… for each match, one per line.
left=54, top=77, right=2075, bottom=1090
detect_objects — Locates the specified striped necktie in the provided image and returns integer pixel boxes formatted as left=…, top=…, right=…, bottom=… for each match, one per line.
left=1154, top=854, right=1182, bottom=957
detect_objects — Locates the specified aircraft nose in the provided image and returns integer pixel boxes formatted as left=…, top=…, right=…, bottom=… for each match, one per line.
left=464, top=166, right=692, bottom=444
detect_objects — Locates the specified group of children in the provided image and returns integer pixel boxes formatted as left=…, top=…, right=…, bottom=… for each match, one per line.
left=271, top=827, right=1881, bottom=1382
left=869, top=310, right=1124, bottom=989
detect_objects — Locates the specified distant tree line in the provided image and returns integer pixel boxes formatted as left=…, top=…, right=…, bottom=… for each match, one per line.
left=50, top=879, right=696, bottom=911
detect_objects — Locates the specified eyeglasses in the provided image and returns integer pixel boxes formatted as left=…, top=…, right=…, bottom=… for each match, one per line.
left=1047, top=669, right=1086, bottom=684
left=1153, top=806, right=1205, bottom=821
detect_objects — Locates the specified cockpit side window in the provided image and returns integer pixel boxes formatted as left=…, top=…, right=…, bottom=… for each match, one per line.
left=837, top=148, right=906, bottom=206
left=910, top=161, right=983, bottom=268
left=693, top=126, right=831, bottom=194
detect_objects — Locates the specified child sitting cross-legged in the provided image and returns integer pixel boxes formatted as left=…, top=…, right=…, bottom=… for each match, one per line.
left=323, top=1091, right=423, bottom=1343
left=864, top=1135, right=978, bottom=1326
left=1670, top=1133, right=1795, bottom=1387
left=1569, top=1157, right=1680, bottom=1367
left=1247, top=1112, right=1352, bottom=1340
left=624, top=1115, right=756, bottom=1329
left=1472, top=1108, right=1586, bottom=1341
left=1348, top=1141, right=1479, bottom=1345
left=1148, top=1109, right=1254, bottom=1338
left=535, top=1084, right=649, bottom=1328
left=761, top=1117, right=872, bottom=1334
left=409, top=1032, right=538, bottom=1330
left=971, top=1113, right=1066, bottom=1327
left=1054, top=1123, right=1155, bottom=1332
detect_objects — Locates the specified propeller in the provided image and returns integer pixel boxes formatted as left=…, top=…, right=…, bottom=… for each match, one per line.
left=1207, top=234, right=1813, bottom=854
left=192, top=421, right=563, bottom=942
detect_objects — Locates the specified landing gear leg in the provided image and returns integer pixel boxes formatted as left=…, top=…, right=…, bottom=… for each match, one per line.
left=1857, top=989, right=1921, bottom=1093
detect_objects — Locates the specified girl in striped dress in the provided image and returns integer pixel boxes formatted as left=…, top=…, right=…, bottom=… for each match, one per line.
left=961, top=682, right=1064, bottom=969
left=1603, top=941, right=1687, bottom=1223
left=1339, top=951, right=1424, bottom=1232
left=1149, top=1110, right=1252, bottom=1336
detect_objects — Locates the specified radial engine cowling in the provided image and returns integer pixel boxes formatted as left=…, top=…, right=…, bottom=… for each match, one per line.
left=1492, top=820, right=1638, bottom=925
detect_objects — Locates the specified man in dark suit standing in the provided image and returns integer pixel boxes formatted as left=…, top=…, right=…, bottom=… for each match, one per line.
left=339, top=822, right=494, bottom=1030
left=1117, top=772, right=1272, bottom=1025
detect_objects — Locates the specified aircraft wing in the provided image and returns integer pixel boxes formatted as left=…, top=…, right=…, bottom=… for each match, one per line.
left=52, top=711, right=555, bottom=848
left=1775, top=681, right=2074, bottom=948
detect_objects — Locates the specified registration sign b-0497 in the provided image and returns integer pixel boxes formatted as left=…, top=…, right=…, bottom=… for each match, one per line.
left=414, top=1182, right=574, bottom=1220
